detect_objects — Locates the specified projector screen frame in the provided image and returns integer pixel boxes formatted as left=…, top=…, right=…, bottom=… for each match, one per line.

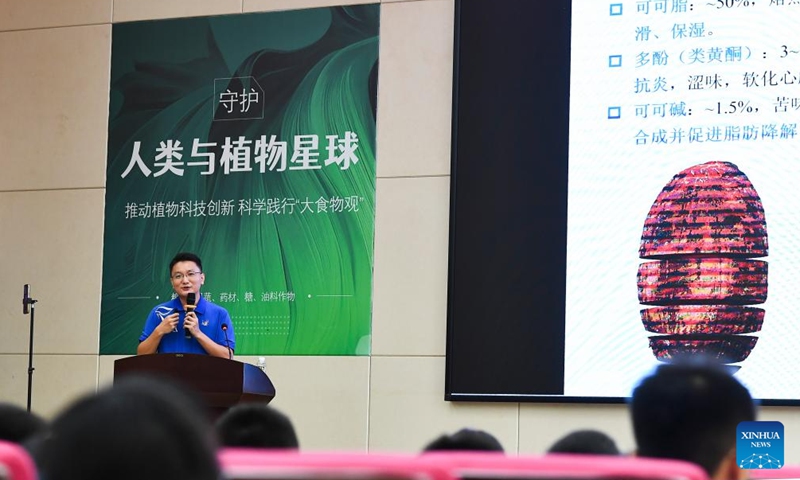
left=444, top=0, right=800, bottom=407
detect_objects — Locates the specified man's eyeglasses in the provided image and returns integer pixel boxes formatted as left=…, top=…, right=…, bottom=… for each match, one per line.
left=171, top=271, right=201, bottom=281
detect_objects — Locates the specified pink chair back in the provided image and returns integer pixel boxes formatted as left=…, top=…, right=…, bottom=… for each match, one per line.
left=418, top=452, right=710, bottom=480
left=219, top=450, right=711, bottom=480
left=0, top=441, right=36, bottom=480
left=219, top=450, right=455, bottom=480
left=749, top=465, right=800, bottom=478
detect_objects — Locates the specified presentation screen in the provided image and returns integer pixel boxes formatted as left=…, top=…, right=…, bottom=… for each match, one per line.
left=446, top=0, right=800, bottom=404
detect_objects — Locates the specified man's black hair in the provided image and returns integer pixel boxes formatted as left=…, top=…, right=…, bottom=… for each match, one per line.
left=631, top=361, right=755, bottom=476
left=422, top=428, right=504, bottom=453
left=169, top=252, right=203, bottom=273
left=216, top=403, right=299, bottom=449
left=37, top=375, right=219, bottom=480
left=548, top=429, right=620, bottom=455
left=0, top=403, right=47, bottom=444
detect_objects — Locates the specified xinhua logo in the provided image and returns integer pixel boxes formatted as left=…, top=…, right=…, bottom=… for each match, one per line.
left=737, top=421, right=784, bottom=469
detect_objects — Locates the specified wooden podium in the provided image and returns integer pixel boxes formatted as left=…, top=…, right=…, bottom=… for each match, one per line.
left=114, top=354, right=275, bottom=416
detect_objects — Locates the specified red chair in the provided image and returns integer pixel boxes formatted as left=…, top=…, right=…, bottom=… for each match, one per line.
left=418, top=452, right=710, bottom=480
left=0, top=441, right=37, bottom=480
left=219, top=450, right=455, bottom=480
left=749, top=465, right=800, bottom=478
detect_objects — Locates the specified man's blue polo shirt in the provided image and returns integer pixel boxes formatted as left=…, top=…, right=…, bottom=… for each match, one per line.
left=139, top=296, right=236, bottom=354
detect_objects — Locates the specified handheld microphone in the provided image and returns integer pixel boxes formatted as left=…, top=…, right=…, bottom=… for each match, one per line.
left=185, top=292, right=196, bottom=339
left=221, top=323, right=232, bottom=360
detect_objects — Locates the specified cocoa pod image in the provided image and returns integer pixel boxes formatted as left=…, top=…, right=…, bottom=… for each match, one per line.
left=638, top=161, right=767, bottom=367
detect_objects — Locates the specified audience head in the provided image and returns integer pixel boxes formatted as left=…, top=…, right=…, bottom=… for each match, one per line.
left=216, top=403, right=299, bottom=449
left=0, top=403, right=47, bottom=445
left=547, top=429, right=620, bottom=455
left=37, top=375, right=219, bottom=480
left=422, top=428, right=504, bottom=453
left=631, top=360, right=755, bottom=479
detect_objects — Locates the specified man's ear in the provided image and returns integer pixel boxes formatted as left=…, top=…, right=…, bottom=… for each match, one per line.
left=712, top=448, right=747, bottom=480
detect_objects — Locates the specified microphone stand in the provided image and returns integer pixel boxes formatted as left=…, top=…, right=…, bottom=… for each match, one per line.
left=23, top=293, right=38, bottom=412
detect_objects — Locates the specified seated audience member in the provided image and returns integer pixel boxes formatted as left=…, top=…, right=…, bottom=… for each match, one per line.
left=423, top=428, right=504, bottom=453
left=631, top=360, right=755, bottom=480
left=0, top=403, right=47, bottom=444
left=36, top=376, right=219, bottom=480
left=216, top=403, right=299, bottom=449
left=547, top=429, right=620, bottom=455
